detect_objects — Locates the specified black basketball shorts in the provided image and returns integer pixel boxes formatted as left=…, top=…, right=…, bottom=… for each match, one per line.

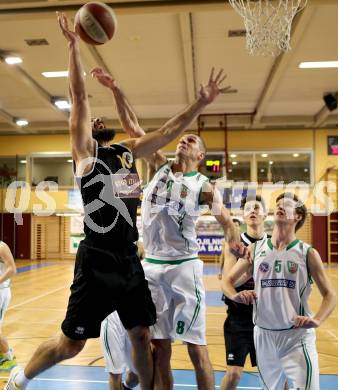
left=61, top=242, right=156, bottom=340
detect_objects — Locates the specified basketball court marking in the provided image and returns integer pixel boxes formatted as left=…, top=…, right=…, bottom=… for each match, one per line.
left=326, top=330, right=338, bottom=342
left=1, top=367, right=337, bottom=390
left=7, top=286, right=66, bottom=311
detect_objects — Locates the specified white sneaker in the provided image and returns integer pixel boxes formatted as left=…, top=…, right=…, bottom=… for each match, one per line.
left=4, top=366, right=23, bottom=390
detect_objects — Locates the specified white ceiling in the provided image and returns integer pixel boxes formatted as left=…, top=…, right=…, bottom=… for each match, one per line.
left=0, top=0, right=338, bottom=134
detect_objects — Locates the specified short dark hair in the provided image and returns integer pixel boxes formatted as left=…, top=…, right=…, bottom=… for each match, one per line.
left=240, top=194, right=267, bottom=213
left=275, top=192, right=307, bottom=231
left=92, top=128, right=116, bottom=144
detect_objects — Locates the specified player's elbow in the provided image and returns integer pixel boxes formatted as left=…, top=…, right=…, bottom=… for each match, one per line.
left=327, top=287, right=337, bottom=307
left=8, top=266, right=16, bottom=278
left=221, top=277, right=235, bottom=296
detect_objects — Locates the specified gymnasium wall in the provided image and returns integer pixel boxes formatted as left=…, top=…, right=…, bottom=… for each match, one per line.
left=0, top=128, right=336, bottom=181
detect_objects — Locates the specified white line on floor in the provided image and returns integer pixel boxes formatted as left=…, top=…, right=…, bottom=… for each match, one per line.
left=7, top=286, right=67, bottom=310
left=326, top=330, right=338, bottom=341
left=0, top=376, right=263, bottom=389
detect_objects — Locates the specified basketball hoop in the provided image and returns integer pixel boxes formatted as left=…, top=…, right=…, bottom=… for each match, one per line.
left=228, top=0, right=308, bottom=56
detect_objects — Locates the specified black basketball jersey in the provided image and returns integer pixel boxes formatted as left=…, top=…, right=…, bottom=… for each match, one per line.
left=76, top=143, right=140, bottom=250
left=223, top=232, right=271, bottom=320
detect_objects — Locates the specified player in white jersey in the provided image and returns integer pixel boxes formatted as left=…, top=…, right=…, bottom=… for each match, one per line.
left=222, top=193, right=337, bottom=390
left=100, top=312, right=138, bottom=390
left=92, top=70, right=245, bottom=390
left=0, top=242, right=17, bottom=372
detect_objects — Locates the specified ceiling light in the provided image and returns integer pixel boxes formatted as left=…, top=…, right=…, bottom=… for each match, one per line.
left=304, top=168, right=308, bottom=172
left=230, top=154, right=237, bottom=158
left=5, top=56, right=23, bottom=65
left=293, top=153, right=299, bottom=157
left=232, top=161, right=238, bottom=165
left=228, top=168, right=232, bottom=173
left=269, top=161, right=274, bottom=165
left=67, top=159, right=73, bottom=163
left=261, top=153, right=268, bottom=158
left=16, top=119, right=29, bottom=127
left=20, top=160, right=27, bottom=164
left=54, top=99, right=71, bottom=110
left=42, top=71, right=69, bottom=78
left=260, top=168, right=265, bottom=173
left=299, top=61, right=338, bottom=69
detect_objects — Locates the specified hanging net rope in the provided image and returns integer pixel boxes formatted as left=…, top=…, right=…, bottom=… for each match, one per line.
left=228, top=0, right=308, bottom=56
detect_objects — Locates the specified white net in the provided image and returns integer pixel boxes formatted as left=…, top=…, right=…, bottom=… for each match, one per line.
left=228, top=0, right=308, bottom=56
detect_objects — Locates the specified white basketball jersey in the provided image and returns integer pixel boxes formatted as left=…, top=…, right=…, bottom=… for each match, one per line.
left=0, top=261, right=10, bottom=289
left=142, top=162, right=208, bottom=261
left=253, top=237, right=312, bottom=330
left=0, top=242, right=10, bottom=289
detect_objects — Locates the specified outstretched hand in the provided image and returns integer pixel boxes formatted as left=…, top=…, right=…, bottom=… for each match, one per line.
left=57, top=12, right=79, bottom=45
left=91, top=67, right=117, bottom=89
left=199, top=68, right=231, bottom=104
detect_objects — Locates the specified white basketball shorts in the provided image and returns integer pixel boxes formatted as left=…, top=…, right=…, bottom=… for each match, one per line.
left=143, top=258, right=206, bottom=345
left=254, top=326, right=319, bottom=390
left=100, top=311, right=135, bottom=374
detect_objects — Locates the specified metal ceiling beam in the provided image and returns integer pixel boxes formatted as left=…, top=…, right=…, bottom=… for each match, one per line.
left=251, top=5, right=315, bottom=127
left=179, top=12, right=196, bottom=104
left=0, top=60, right=68, bottom=120
left=313, top=105, right=331, bottom=127
left=0, top=0, right=337, bottom=17
left=0, top=1, right=228, bottom=17
left=0, top=108, right=16, bottom=127
left=85, top=45, right=113, bottom=77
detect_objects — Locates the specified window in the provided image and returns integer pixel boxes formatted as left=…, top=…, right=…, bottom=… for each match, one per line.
left=227, top=154, right=251, bottom=182
left=31, top=155, right=74, bottom=187
left=0, top=156, right=26, bottom=187
left=257, top=153, right=311, bottom=184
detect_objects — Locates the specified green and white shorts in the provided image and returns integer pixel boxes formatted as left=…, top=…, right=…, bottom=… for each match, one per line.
left=254, top=326, right=319, bottom=390
left=143, top=258, right=206, bottom=345
left=100, top=311, right=135, bottom=375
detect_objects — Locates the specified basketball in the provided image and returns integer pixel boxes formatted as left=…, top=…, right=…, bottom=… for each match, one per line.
left=74, top=2, right=117, bottom=45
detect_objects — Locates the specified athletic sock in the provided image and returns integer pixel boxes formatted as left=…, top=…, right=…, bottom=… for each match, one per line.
left=14, top=369, right=30, bottom=388
left=4, top=349, right=14, bottom=360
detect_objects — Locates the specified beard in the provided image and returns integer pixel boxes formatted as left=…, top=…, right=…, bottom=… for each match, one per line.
left=92, top=128, right=116, bottom=144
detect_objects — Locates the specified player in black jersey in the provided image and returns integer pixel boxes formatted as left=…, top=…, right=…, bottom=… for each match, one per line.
left=219, top=195, right=270, bottom=390
left=4, top=12, right=231, bottom=390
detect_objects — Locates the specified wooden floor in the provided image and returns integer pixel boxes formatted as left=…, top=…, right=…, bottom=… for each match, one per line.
left=3, top=260, right=338, bottom=375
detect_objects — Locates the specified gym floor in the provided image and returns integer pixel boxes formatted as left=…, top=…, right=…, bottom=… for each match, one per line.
left=1, top=261, right=337, bottom=389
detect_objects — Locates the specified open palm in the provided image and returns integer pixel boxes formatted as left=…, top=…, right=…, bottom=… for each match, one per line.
left=91, top=67, right=116, bottom=89
left=199, top=68, right=231, bottom=104
left=57, top=12, right=78, bottom=45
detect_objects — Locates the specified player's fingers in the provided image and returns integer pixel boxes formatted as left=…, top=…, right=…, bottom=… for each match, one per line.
left=214, top=68, right=224, bottom=83
left=217, top=74, right=227, bottom=85
left=209, top=67, right=215, bottom=84
left=219, top=86, right=232, bottom=93
left=293, top=316, right=301, bottom=327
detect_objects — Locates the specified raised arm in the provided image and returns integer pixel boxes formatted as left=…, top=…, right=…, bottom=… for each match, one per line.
left=0, top=242, right=16, bottom=285
left=220, top=241, right=252, bottom=288
left=124, top=68, right=230, bottom=159
left=57, top=13, right=94, bottom=164
left=200, top=181, right=241, bottom=247
left=91, top=68, right=165, bottom=171
left=293, top=248, right=336, bottom=328
left=91, top=68, right=145, bottom=138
